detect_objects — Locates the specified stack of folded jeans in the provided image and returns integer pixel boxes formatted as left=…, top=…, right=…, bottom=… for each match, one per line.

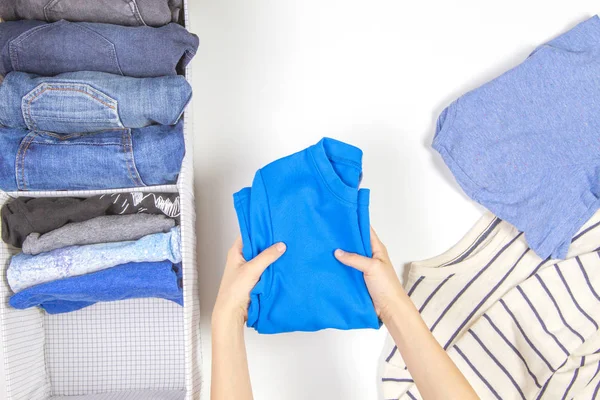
left=0, top=6, right=199, bottom=191
left=2, top=193, right=184, bottom=313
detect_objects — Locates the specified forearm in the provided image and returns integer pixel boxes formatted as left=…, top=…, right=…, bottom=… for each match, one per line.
left=384, top=293, right=479, bottom=400
left=211, top=314, right=253, bottom=400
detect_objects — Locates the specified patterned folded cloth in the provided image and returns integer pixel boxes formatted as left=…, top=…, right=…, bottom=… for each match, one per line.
left=9, top=261, right=183, bottom=314
left=8, top=227, right=181, bottom=292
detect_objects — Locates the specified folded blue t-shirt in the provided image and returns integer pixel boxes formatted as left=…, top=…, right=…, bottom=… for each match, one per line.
left=9, top=261, right=183, bottom=314
left=234, top=137, right=379, bottom=334
left=434, top=15, right=600, bottom=259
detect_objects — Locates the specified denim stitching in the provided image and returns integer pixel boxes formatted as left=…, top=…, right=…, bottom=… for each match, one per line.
left=128, top=0, right=148, bottom=26
left=122, top=130, right=145, bottom=186
left=43, top=0, right=61, bottom=21
left=17, top=132, right=37, bottom=190
left=9, top=24, right=54, bottom=70
left=10, top=22, right=124, bottom=76
left=23, top=84, right=120, bottom=131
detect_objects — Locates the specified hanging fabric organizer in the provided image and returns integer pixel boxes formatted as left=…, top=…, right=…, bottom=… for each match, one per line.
left=0, top=1, right=203, bottom=399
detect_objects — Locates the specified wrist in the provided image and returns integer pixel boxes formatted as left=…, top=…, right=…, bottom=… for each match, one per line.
left=379, top=290, right=412, bottom=327
left=212, top=302, right=246, bottom=331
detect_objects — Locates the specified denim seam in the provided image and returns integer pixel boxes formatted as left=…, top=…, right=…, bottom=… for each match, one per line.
left=16, top=132, right=38, bottom=190
left=170, top=90, right=192, bottom=125
left=127, top=0, right=148, bottom=26
left=23, top=85, right=120, bottom=131
left=76, top=25, right=125, bottom=76
left=122, top=130, right=145, bottom=187
left=9, top=24, right=53, bottom=71
left=43, top=0, right=63, bottom=21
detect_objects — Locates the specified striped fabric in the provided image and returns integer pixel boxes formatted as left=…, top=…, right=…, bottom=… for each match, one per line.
left=381, top=212, right=600, bottom=400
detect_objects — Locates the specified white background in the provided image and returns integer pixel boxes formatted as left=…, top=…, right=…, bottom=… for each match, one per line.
left=1, top=1, right=598, bottom=399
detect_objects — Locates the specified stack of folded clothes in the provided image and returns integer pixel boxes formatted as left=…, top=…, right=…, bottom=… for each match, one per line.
left=1, top=192, right=184, bottom=314
left=0, top=3, right=199, bottom=191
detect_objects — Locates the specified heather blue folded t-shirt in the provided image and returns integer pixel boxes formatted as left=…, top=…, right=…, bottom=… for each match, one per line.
left=434, top=15, right=600, bottom=259
left=233, top=138, right=379, bottom=334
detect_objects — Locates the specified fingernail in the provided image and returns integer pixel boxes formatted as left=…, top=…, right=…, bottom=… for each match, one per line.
left=276, top=242, right=286, bottom=253
left=335, top=249, right=344, bottom=257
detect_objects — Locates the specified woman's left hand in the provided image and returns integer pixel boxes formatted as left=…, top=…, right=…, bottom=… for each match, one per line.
left=213, top=237, right=286, bottom=327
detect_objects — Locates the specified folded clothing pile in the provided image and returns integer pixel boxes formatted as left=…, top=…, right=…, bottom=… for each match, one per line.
left=1, top=192, right=184, bottom=314
left=0, top=7, right=199, bottom=191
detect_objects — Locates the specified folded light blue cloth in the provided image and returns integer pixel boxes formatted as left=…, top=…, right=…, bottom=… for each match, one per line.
left=0, top=71, right=192, bottom=134
left=8, top=226, right=181, bottom=292
left=9, top=261, right=183, bottom=314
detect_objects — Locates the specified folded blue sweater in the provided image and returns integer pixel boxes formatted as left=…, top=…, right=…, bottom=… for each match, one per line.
left=9, top=261, right=183, bottom=314
left=234, top=137, right=379, bottom=333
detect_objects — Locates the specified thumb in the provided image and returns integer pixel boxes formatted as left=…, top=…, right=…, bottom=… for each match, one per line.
left=335, top=249, right=375, bottom=273
left=244, top=242, right=287, bottom=280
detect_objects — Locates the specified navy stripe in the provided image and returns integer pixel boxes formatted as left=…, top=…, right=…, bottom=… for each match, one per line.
left=418, top=274, right=454, bottom=313
left=454, top=345, right=502, bottom=400
left=527, top=257, right=550, bottom=279
left=499, top=299, right=555, bottom=372
left=593, top=380, right=600, bottom=400
left=430, top=232, right=523, bottom=332
left=572, top=220, right=600, bottom=242
left=535, top=274, right=585, bottom=343
left=443, top=248, right=529, bottom=349
left=385, top=346, right=397, bottom=363
left=385, top=276, right=426, bottom=363
left=588, top=362, right=600, bottom=386
left=554, top=264, right=599, bottom=331
left=535, top=379, right=550, bottom=400
left=444, top=218, right=501, bottom=266
left=406, top=391, right=417, bottom=400
left=482, top=314, right=542, bottom=388
left=561, top=357, right=584, bottom=400
left=579, top=255, right=600, bottom=301
left=407, top=276, right=425, bottom=297
left=516, top=286, right=570, bottom=356
left=468, top=329, right=526, bottom=400
left=381, top=377, right=413, bottom=383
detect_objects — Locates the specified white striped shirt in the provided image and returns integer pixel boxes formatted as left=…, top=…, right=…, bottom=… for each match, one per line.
left=381, top=212, right=600, bottom=400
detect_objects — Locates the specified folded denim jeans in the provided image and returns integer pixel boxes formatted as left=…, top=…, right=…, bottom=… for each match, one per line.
left=9, top=261, right=183, bottom=314
left=0, top=121, right=185, bottom=191
left=0, top=20, right=198, bottom=77
left=0, top=71, right=192, bottom=133
left=0, top=0, right=183, bottom=27
left=8, top=226, right=181, bottom=292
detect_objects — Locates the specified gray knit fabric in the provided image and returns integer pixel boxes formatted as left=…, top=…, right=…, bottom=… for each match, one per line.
left=22, top=214, right=176, bottom=255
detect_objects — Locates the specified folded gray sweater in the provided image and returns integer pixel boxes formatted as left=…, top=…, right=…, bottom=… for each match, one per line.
left=22, top=214, right=175, bottom=255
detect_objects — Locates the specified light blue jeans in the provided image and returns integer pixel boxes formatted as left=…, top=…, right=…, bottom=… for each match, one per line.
left=0, top=71, right=192, bottom=134
left=0, top=121, right=185, bottom=191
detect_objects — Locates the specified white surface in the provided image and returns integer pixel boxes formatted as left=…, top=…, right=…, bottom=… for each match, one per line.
left=2, top=1, right=599, bottom=399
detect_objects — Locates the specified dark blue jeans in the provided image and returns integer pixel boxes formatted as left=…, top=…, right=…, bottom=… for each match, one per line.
left=0, top=20, right=199, bottom=77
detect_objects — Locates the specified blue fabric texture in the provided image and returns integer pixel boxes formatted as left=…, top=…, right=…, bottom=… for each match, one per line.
left=0, top=20, right=198, bottom=77
left=9, top=261, right=183, bottom=314
left=433, top=15, right=600, bottom=260
left=8, top=226, right=181, bottom=292
left=233, top=138, right=379, bottom=334
left=0, top=71, right=192, bottom=134
left=0, top=121, right=184, bottom=191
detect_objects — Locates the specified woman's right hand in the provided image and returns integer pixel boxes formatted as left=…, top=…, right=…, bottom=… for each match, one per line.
left=334, top=227, right=407, bottom=324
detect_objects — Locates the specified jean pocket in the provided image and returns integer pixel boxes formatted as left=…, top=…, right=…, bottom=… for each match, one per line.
left=16, top=130, right=146, bottom=191
left=22, top=82, right=124, bottom=134
left=9, top=21, right=123, bottom=76
left=43, top=0, right=146, bottom=26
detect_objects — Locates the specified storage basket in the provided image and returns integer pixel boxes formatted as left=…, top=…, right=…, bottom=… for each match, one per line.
left=0, top=2, right=202, bottom=399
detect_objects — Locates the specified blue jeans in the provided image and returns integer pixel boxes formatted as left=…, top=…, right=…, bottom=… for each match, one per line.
left=0, top=71, right=192, bottom=134
left=0, top=20, right=198, bottom=77
left=0, top=121, right=185, bottom=191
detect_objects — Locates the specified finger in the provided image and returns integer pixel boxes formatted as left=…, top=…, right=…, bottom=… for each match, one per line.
left=370, top=226, right=389, bottom=261
left=227, top=236, right=244, bottom=259
left=334, top=249, right=375, bottom=273
left=244, top=242, right=287, bottom=279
